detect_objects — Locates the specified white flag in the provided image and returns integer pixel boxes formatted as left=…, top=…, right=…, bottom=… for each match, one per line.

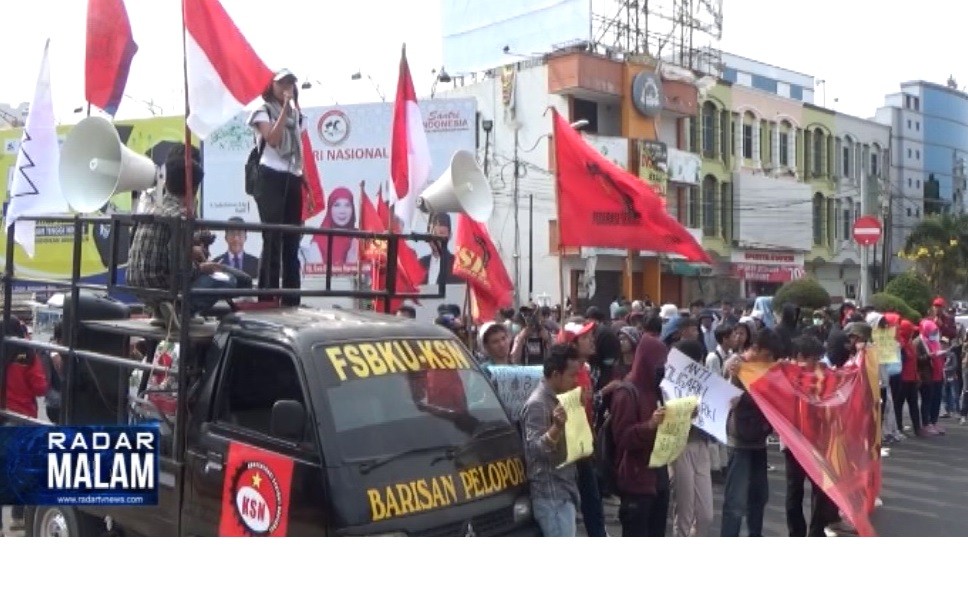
left=6, top=39, right=69, bottom=258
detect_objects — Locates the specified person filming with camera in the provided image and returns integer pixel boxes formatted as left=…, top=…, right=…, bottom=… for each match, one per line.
left=511, top=305, right=553, bottom=366
left=127, top=144, right=240, bottom=330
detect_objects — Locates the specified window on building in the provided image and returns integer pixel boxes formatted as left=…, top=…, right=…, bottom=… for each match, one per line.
left=906, top=207, right=912, bottom=217
left=914, top=97, right=920, bottom=111
left=779, top=130, right=789, bottom=166
left=702, top=175, right=717, bottom=236
left=813, top=194, right=824, bottom=245
left=719, top=111, right=730, bottom=159
left=827, top=199, right=837, bottom=246
left=812, top=130, right=823, bottom=176
left=742, top=123, right=753, bottom=159
left=871, top=152, right=879, bottom=176
left=572, top=98, right=599, bottom=134
left=701, top=102, right=716, bottom=157
left=843, top=200, right=853, bottom=239
left=730, top=120, right=736, bottom=157
left=916, top=149, right=920, bottom=159
left=917, top=179, right=921, bottom=189
left=688, top=186, right=700, bottom=227
left=688, top=116, right=699, bottom=153
left=907, top=119, right=911, bottom=129
left=720, top=181, right=732, bottom=241
left=908, top=148, right=912, bottom=158
left=916, top=121, right=920, bottom=131
left=916, top=207, right=920, bottom=217
left=908, top=178, right=912, bottom=188
left=905, top=95, right=911, bottom=109
left=842, top=144, right=850, bottom=178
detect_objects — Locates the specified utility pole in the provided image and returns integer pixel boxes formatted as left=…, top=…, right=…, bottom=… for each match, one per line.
left=512, top=127, right=521, bottom=308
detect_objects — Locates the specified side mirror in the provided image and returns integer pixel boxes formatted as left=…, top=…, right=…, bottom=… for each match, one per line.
left=270, top=400, right=306, bottom=441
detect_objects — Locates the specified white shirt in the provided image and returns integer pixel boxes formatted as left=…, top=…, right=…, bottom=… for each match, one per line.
left=427, top=254, right=441, bottom=286
left=249, top=107, right=304, bottom=176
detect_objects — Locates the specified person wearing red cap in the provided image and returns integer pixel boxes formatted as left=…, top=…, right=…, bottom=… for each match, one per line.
left=555, top=319, right=607, bottom=537
left=929, top=297, right=958, bottom=341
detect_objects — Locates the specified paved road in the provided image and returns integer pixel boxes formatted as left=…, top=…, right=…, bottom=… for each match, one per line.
left=593, top=417, right=968, bottom=537
left=4, top=419, right=966, bottom=537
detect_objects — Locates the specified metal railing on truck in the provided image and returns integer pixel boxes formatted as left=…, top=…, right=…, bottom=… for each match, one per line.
left=0, top=213, right=447, bottom=464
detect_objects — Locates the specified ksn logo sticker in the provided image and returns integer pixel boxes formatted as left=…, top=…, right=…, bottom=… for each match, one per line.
left=317, top=109, right=350, bottom=146
left=218, top=443, right=294, bottom=537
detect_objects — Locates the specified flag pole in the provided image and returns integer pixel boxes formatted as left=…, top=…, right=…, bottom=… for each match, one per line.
left=179, top=0, right=194, bottom=215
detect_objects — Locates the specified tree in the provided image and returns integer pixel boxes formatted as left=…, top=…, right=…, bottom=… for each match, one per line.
left=773, top=277, right=831, bottom=311
left=899, top=213, right=968, bottom=296
left=869, top=292, right=921, bottom=324
left=884, top=271, right=933, bottom=316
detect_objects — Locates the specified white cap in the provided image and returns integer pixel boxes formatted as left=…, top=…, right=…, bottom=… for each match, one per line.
left=660, top=304, right=679, bottom=319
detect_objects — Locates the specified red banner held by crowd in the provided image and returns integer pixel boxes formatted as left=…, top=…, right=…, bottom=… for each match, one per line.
left=738, top=349, right=882, bottom=536
left=551, top=108, right=710, bottom=263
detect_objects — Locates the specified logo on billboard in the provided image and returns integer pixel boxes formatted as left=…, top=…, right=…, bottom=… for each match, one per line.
left=631, top=71, right=663, bottom=118
left=317, top=110, right=351, bottom=146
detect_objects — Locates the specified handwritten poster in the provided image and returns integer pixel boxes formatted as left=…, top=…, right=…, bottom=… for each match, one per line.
left=871, top=328, right=900, bottom=365
left=556, top=387, right=593, bottom=467
left=487, top=365, right=543, bottom=423
left=660, top=348, right=742, bottom=444
left=649, top=396, right=698, bottom=467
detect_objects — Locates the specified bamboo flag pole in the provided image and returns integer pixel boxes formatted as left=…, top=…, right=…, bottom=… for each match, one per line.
left=179, top=0, right=194, bottom=215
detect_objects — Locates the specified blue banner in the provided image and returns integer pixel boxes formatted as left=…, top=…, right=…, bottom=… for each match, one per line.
left=0, top=425, right=159, bottom=506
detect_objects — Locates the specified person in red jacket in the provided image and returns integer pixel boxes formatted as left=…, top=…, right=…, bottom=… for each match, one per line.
left=609, top=334, right=668, bottom=536
left=4, top=316, right=47, bottom=419
left=896, top=320, right=924, bottom=437
left=928, top=298, right=958, bottom=341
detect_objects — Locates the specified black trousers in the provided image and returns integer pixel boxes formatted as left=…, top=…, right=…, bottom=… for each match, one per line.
left=894, top=380, right=921, bottom=432
left=618, top=489, right=669, bottom=537
left=254, top=165, right=303, bottom=306
left=784, top=449, right=839, bottom=536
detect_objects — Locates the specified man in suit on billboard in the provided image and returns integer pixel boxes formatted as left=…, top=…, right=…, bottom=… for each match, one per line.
left=214, top=216, right=260, bottom=279
left=419, top=212, right=463, bottom=286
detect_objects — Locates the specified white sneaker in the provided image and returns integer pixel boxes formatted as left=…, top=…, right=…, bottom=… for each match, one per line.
left=880, top=447, right=890, bottom=457
left=874, top=497, right=883, bottom=508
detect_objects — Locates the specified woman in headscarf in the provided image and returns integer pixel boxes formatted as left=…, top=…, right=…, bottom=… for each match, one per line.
left=312, top=186, right=358, bottom=269
left=915, top=319, right=946, bottom=435
left=609, top=334, right=668, bottom=536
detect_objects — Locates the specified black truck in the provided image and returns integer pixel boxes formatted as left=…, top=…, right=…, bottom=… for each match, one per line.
left=0, top=214, right=539, bottom=537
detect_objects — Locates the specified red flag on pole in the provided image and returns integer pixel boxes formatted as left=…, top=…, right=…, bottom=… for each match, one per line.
left=301, top=129, right=324, bottom=221
left=388, top=44, right=431, bottom=230
left=452, top=214, right=513, bottom=323
left=85, top=0, right=138, bottom=116
left=552, top=108, right=710, bottom=262
left=737, top=350, right=883, bottom=537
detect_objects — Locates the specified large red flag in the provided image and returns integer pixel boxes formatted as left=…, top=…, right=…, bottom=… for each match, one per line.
left=452, top=214, right=513, bottom=323
left=301, top=130, right=324, bottom=221
left=737, top=349, right=882, bottom=536
left=85, top=0, right=138, bottom=116
left=552, top=109, right=710, bottom=262
left=388, top=44, right=431, bottom=229
left=360, top=183, right=387, bottom=262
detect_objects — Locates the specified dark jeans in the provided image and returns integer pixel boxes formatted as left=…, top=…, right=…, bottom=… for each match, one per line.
left=618, top=491, right=669, bottom=537
left=919, top=381, right=943, bottom=426
left=255, top=165, right=303, bottom=306
left=784, top=449, right=839, bottom=536
left=721, top=447, right=769, bottom=537
left=576, top=458, right=606, bottom=537
left=895, top=380, right=921, bottom=432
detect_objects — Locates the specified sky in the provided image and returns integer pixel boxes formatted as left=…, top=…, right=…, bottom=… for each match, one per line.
left=2, top=0, right=964, bottom=125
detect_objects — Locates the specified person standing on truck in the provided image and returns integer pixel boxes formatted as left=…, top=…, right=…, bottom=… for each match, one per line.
left=127, top=144, right=240, bottom=329
left=520, top=343, right=582, bottom=536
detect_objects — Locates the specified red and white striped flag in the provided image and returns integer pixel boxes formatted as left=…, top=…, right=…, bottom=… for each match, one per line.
left=183, top=0, right=273, bottom=139
left=388, top=44, right=431, bottom=231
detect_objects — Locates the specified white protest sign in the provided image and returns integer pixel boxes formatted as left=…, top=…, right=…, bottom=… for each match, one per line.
left=487, top=365, right=543, bottom=424
left=660, top=348, right=742, bottom=444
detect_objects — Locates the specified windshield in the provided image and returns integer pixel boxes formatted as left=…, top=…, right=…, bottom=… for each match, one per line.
left=312, top=338, right=515, bottom=463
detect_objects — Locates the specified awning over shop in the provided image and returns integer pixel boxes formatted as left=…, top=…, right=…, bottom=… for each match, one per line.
left=730, top=263, right=805, bottom=282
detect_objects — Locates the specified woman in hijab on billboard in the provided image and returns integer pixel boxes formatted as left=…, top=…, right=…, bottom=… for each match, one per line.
left=310, top=186, right=358, bottom=272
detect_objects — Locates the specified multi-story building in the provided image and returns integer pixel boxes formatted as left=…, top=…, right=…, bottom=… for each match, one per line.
left=874, top=80, right=968, bottom=274
left=694, top=55, right=890, bottom=302
left=436, top=49, right=705, bottom=311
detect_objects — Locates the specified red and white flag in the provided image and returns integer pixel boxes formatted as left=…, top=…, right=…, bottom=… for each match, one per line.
left=388, top=44, right=431, bottom=231
left=183, top=0, right=273, bottom=139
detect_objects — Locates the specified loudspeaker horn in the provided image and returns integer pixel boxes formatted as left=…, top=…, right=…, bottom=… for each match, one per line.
left=59, top=116, right=159, bottom=213
left=417, top=150, right=493, bottom=222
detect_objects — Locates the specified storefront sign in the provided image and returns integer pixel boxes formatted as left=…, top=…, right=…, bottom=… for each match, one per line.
left=637, top=140, right=668, bottom=197
left=667, top=147, right=701, bottom=185
left=730, top=263, right=805, bottom=282
left=584, top=134, right=629, bottom=169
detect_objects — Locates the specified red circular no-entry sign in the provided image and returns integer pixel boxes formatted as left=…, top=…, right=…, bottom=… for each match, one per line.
left=853, top=216, right=883, bottom=246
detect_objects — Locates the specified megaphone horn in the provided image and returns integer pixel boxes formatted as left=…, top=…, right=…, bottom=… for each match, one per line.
left=417, top=150, right=493, bottom=222
left=59, top=116, right=159, bottom=213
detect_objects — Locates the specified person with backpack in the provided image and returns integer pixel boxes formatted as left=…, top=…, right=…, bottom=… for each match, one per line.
left=720, top=327, right=784, bottom=537
left=607, top=334, right=669, bottom=536
left=669, top=339, right=716, bottom=537
left=247, top=69, right=315, bottom=307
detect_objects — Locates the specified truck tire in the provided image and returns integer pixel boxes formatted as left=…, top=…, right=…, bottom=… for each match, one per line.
left=28, top=506, right=102, bottom=537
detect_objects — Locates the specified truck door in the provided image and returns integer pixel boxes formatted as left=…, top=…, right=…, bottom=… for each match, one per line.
left=182, top=338, right=328, bottom=536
